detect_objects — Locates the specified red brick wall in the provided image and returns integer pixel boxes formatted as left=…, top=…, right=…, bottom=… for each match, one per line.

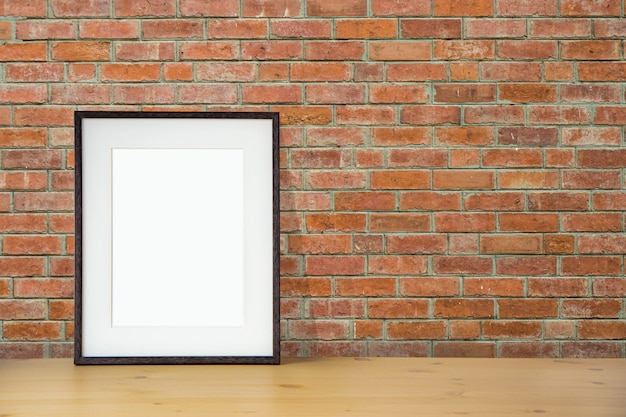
left=1, top=0, right=625, bottom=358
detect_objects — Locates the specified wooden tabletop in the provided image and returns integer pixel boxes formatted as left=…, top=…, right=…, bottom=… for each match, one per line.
left=1, top=358, right=625, bottom=416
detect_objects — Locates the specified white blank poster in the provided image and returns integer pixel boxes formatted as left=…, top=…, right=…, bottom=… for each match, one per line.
left=111, top=148, right=245, bottom=328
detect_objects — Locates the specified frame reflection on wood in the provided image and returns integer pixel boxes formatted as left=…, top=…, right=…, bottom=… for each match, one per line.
left=74, top=111, right=280, bottom=365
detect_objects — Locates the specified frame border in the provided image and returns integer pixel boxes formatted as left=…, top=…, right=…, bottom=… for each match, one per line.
left=74, top=111, right=280, bottom=365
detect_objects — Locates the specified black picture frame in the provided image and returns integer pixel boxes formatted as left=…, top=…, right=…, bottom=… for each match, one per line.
left=74, top=111, right=280, bottom=365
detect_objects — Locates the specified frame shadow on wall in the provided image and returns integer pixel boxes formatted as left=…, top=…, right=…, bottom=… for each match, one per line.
left=74, top=111, right=280, bottom=365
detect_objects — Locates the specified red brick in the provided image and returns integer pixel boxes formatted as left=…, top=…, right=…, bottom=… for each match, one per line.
left=288, top=320, right=349, bottom=340
left=243, top=85, right=301, bottom=104
left=51, top=0, right=109, bottom=16
left=335, top=278, right=396, bottom=296
left=562, top=84, right=621, bottom=103
left=480, top=235, right=541, bottom=254
left=387, top=321, right=447, bottom=340
left=117, top=0, right=176, bottom=17
left=562, top=342, right=623, bottom=358
left=433, top=256, right=493, bottom=275
left=305, top=171, right=366, bottom=190
left=371, top=170, right=430, bottom=190
left=465, top=106, right=524, bottom=124
left=434, top=0, right=493, bottom=16
left=49, top=300, right=74, bottom=320
left=304, top=341, right=366, bottom=357
left=387, top=63, right=448, bottom=81
left=562, top=127, right=621, bottom=146
left=497, top=0, right=557, bottom=16
left=51, top=84, right=110, bottom=105
left=49, top=214, right=74, bottom=233
left=579, top=63, right=626, bottom=82
left=498, top=127, right=558, bottom=146
left=336, top=106, right=396, bottom=125
left=562, top=40, right=620, bottom=60
left=16, top=20, right=75, bottom=40
left=79, top=20, right=139, bottom=39
left=51, top=41, right=110, bottom=61
left=562, top=170, right=621, bottom=190
left=370, top=41, right=430, bottom=61
left=15, top=106, right=74, bottom=127
left=306, top=0, right=366, bottom=16
left=259, top=63, right=289, bottom=81
left=466, top=19, right=526, bottom=38
left=281, top=278, right=331, bottom=297
left=13, top=278, right=72, bottom=297
left=433, top=170, right=495, bottom=190
left=307, top=84, right=365, bottom=104
left=143, top=19, right=204, bottom=39
left=435, top=299, right=494, bottom=318
left=0, top=128, right=47, bottom=147
left=306, top=256, right=365, bottom=276
left=595, top=107, right=626, bottom=125
left=496, top=256, right=557, bottom=276
left=483, top=321, right=542, bottom=339
left=528, top=277, right=588, bottom=297
left=368, top=256, right=428, bottom=275
left=464, top=192, right=523, bottom=211
left=6, top=63, right=65, bottom=83
left=370, top=213, right=430, bottom=232
left=242, top=41, right=302, bottom=60
left=481, top=62, right=542, bottom=82
left=562, top=256, right=622, bottom=276
left=280, top=192, right=331, bottom=211
left=561, top=0, right=621, bottom=16
left=544, top=62, right=574, bottom=81
left=291, top=149, right=349, bottom=168
left=4, top=236, right=63, bottom=255
left=336, top=19, right=397, bottom=39
left=464, top=278, right=524, bottom=296
left=180, top=0, right=238, bottom=16
left=499, top=299, right=558, bottom=318
left=594, top=19, right=626, bottom=38
left=545, top=321, right=576, bottom=339
left=164, top=63, right=193, bottom=81
left=435, top=213, right=495, bottom=232
left=578, top=321, right=626, bottom=340
left=371, top=127, right=430, bottom=146
left=400, top=277, right=460, bottom=297
left=179, top=42, right=238, bottom=61
left=0, top=279, right=9, bottom=297
left=369, top=341, right=430, bottom=357
left=434, top=84, right=496, bottom=103
left=400, top=191, right=461, bottom=211
left=563, top=213, right=622, bottom=232
left=50, top=257, right=73, bottom=276
left=369, top=299, right=429, bottom=319
left=353, top=235, right=383, bottom=253
left=530, top=18, right=591, bottom=38
left=305, top=41, right=366, bottom=61
left=0, top=21, right=9, bottom=39
left=499, top=213, right=559, bottom=232
left=592, top=192, right=626, bottom=211
left=434, top=40, right=494, bottom=60
left=2, top=150, right=63, bottom=169
left=434, top=342, right=496, bottom=358
left=242, top=0, right=302, bottom=17
left=435, top=127, right=494, bottom=146
left=450, top=234, right=480, bottom=255
left=355, top=150, right=384, bottom=168
left=308, top=299, right=365, bottom=318
left=562, top=299, right=622, bottom=319
left=449, top=321, right=481, bottom=339
left=401, top=19, right=462, bottom=39
left=14, top=192, right=73, bottom=212
left=499, top=170, right=559, bottom=190
left=1, top=0, right=47, bottom=17
left=0, top=214, right=47, bottom=232
left=389, top=149, right=448, bottom=168
left=593, top=278, right=626, bottom=297
left=483, top=149, right=542, bottom=168
left=306, top=213, right=366, bottom=232
left=177, top=84, right=237, bottom=104
left=387, top=234, right=447, bottom=254
left=528, top=192, right=588, bottom=211
left=0, top=85, right=47, bottom=104
left=0, top=300, right=46, bottom=319
left=3, top=322, right=62, bottom=340
left=500, top=84, right=557, bottom=103
left=291, top=63, right=351, bottom=82
left=497, top=40, right=557, bottom=59
left=114, top=42, right=173, bottom=61
left=372, top=0, right=430, bottom=16
left=272, top=20, right=331, bottom=38
left=306, top=127, right=365, bottom=147
left=354, top=62, right=383, bottom=81
left=544, top=234, right=575, bottom=254
left=288, top=234, right=351, bottom=255
left=500, top=342, right=558, bottom=358
left=448, top=149, right=480, bottom=168
left=450, top=62, right=479, bottom=81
